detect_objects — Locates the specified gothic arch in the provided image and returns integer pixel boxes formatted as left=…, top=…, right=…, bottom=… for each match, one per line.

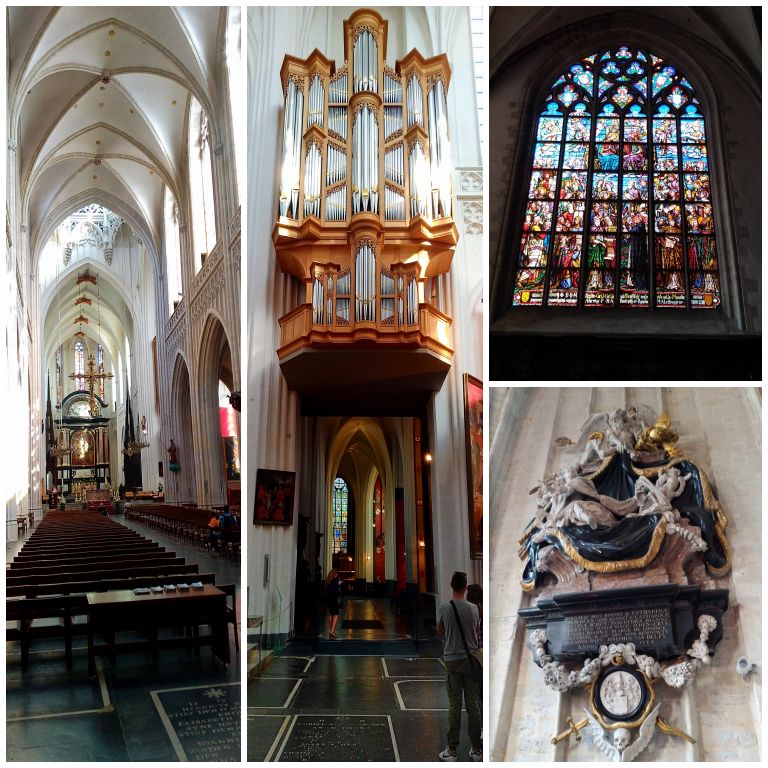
left=197, top=311, right=237, bottom=504
left=169, top=351, right=196, bottom=502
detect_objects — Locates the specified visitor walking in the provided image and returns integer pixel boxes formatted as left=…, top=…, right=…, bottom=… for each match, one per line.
left=326, top=569, right=342, bottom=639
left=437, top=571, right=482, bottom=762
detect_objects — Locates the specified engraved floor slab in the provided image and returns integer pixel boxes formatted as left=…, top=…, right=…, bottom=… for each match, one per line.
left=394, top=679, right=448, bottom=711
left=383, top=657, right=445, bottom=678
left=276, top=714, right=398, bottom=762
left=151, top=682, right=240, bottom=762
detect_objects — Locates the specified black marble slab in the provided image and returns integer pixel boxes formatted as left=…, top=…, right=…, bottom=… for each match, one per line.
left=277, top=714, right=397, bottom=762
left=519, top=584, right=729, bottom=661
left=153, top=682, right=240, bottom=761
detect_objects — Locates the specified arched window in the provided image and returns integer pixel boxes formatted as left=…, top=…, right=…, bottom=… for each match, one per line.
left=164, top=186, right=183, bottom=314
left=514, top=47, right=718, bottom=309
left=332, top=476, right=349, bottom=554
left=73, top=340, right=86, bottom=390
left=188, top=97, right=217, bottom=273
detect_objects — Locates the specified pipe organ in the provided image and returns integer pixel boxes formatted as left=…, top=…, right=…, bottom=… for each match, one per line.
left=273, top=8, right=457, bottom=373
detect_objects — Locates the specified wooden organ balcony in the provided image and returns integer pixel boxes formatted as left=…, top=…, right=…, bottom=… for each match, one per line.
left=273, top=9, right=458, bottom=413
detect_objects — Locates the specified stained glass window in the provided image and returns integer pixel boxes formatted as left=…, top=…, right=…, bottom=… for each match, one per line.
left=332, top=476, right=349, bottom=554
left=514, top=48, right=719, bottom=309
left=73, top=340, right=86, bottom=390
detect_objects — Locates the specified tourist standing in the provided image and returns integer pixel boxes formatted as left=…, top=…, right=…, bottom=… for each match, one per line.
left=437, top=571, right=482, bottom=761
left=326, top=569, right=342, bottom=639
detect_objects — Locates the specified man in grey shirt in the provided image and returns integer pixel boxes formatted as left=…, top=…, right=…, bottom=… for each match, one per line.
left=437, top=571, right=482, bottom=761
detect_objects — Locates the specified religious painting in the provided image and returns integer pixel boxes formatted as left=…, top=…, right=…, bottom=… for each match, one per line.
left=518, top=233, right=549, bottom=267
left=621, top=202, right=648, bottom=232
left=529, top=170, right=556, bottom=199
left=563, top=142, right=589, bottom=169
left=594, top=143, right=619, bottom=170
left=463, top=374, right=482, bottom=560
left=523, top=200, right=553, bottom=232
left=622, top=143, right=647, bottom=171
left=621, top=174, right=647, bottom=200
left=253, top=468, right=296, bottom=525
left=536, top=116, right=563, bottom=142
left=685, top=203, right=714, bottom=233
left=70, top=429, right=95, bottom=466
left=683, top=173, right=710, bottom=202
left=222, top=437, right=241, bottom=482
left=652, top=118, right=677, bottom=143
left=590, top=202, right=617, bottom=231
left=556, top=200, right=584, bottom=231
left=560, top=171, right=588, bottom=199
left=653, top=173, right=679, bottom=201
left=592, top=173, right=618, bottom=200
left=533, top=142, right=559, bottom=168
left=653, top=144, right=678, bottom=171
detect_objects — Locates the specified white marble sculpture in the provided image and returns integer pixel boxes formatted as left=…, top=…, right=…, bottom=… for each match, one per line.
left=585, top=703, right=660, bottom=762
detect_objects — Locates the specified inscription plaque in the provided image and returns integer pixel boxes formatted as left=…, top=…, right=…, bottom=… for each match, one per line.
left=561, top=608, right=673, bottom=653
left=152, top=683, right=240, bottom=762
left=518, top=584, right=729, bottom=661
left=277, top=715, right=397, bottom=762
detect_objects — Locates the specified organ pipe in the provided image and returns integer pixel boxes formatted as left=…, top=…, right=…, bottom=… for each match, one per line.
left=407, top=73, right=423, bottom=128
left=406, top=278, right=418, bottom=325
left=312, top=277, right=324, bottom=323
left=303, top=141, right=322, bottom=218
left=279, top=79, right=304, bottom=219
left=427, top=78, right=452, bottom=218
left=409, top=142, right=429, bottom=218
left=355, top=242, right=376, bottom=321
left=307, top=74, right=324, bottom=128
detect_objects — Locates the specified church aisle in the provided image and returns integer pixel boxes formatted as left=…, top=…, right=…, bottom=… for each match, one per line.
left=7, top=512, right=240, bottom=762
left=247, top=652, right=476, bottom=762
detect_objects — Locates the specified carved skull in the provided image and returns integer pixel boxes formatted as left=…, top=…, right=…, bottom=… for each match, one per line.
left=613, top=728, right=632, bottom=753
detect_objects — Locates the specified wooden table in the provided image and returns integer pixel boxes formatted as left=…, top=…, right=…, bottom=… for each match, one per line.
left=86, top=585, right=229, bottom=676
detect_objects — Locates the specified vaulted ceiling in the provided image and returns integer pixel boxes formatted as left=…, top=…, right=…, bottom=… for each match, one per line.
left=8, top=6, right=228, bottom=268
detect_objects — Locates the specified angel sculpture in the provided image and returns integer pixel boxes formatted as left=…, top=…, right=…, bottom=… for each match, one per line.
left=635, top=468, right=691, bottom=521
left=585, top=704, right=660, bottom=762
left=635, top=411, right=680, bottom=456
left=569, top=408, right=642, bottom=469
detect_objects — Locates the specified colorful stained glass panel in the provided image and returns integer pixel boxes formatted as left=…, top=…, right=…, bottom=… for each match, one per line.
left=533, top=142, right=560, bottom=168
left=590, top=202, right=618, bottom=231
left=529, top=170, right=557, bottom=199
left=560, top=171, right=588, bottom=199
left=595, top=117, right=619, bottom=142
left=622, top=144, right=647, bottom=171
left=518, top=233, right=549, bottom=267
left=653, top=173, right=680, bottom=201
left=624, top=118, right=647, bottom=142
left=555, top=200, right=585, bottom=231
left=680, top=118, right=706, bottom=143
left=523, top=201, right=553, bottom=232
left=553, top=234, right=581, bottom=267
left=652, top=119, right=677, bottom=143
left=594, top=143, right=620, bottom=170
left=592, top=173, right=619, bottom=199
left=563, top=143, right=589, bottom=169
left=685, top=203, right=714, bottom=233
left=566, top=116, right=591, bottom=141
left=683, top=174, right=710, bottom=202
left=622, top=174, right=648, bottom=200
left=655, top=203, right=682, bottom=232
left=682, top=145, right=708, bottom=171
left=537, top=116, right=563, bottom=142
left=653, top=144, right=678, bottom=171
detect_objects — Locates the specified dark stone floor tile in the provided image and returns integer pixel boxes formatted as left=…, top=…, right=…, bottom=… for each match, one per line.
left=247, top=677, right=301, bottom=709
left=394, top=678, right=448, bottom=710
left=247, top=715, right=290, bottom=761
left=383, top=657, right=445, bottom=677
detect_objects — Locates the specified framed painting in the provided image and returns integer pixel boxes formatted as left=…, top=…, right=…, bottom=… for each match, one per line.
left=463, top=374, right=483, bottom=559
left=254, top=468, right=296, bottom=525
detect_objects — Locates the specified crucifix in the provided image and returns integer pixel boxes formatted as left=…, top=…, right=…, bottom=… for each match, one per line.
left=70, top=353, right=114, bottom=416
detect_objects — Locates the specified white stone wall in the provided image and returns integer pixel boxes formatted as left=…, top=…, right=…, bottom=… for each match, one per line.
left=489, top=387, right=761, bottom=761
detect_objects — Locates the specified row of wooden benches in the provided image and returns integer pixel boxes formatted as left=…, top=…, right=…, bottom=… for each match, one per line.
left=7, top=510, right=238, bottom=669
